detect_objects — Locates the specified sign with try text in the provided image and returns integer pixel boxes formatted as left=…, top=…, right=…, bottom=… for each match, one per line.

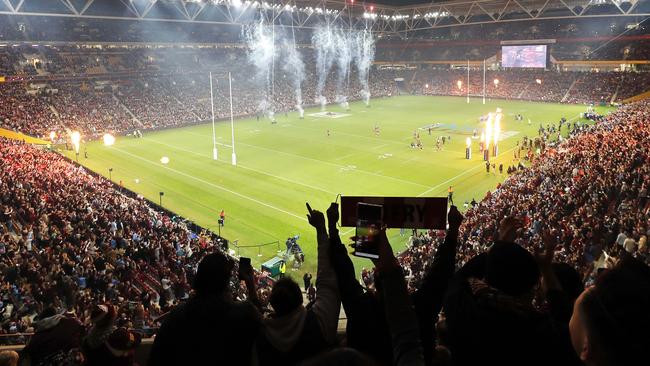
left=340, top=196, right=448, bottom=229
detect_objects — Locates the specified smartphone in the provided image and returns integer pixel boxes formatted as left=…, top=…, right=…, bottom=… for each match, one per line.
left=352, top=203, right=383, bottom=259
left=239, top=257, right=252, bottom=279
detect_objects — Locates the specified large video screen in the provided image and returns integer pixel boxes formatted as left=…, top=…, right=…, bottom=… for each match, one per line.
left=501, top=45, right=547, bottom=68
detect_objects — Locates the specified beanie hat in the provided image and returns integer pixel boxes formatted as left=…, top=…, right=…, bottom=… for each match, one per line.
left=485, top=241, right=540, bottom=296
left=107, top=327, right=142, bottom=352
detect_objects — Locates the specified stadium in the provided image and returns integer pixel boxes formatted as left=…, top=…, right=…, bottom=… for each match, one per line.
left=0, top=0, right=649, bottom=365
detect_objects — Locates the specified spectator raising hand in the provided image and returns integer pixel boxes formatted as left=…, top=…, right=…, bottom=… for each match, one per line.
left=306, top=202, right=326, bottom=230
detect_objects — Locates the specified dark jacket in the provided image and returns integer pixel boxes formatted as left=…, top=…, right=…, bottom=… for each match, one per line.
left=329, top=226, right=459, bottom=366
left=443, top=253, right=579, bottom=366
left=256, top=309, right=327, bottom=365
left=257, top=226, right=340, bottom=365
left=328, top=226, right=392, bottom=364
left=84, top=344, right=136, bottom=366
left=23, top=314, right=84, bottom=365
left=148, top=294, right=260, bottom=366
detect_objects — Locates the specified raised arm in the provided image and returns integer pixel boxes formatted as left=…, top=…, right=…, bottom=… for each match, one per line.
left=375, top=229, right=425, bottom=366
left=326, top=202, right=366, bottom=314
left=306, top=203, right=340, bottom=345
left=412, top=206, right=463, bottom=365
left=535, top=229, right=572, bottom=323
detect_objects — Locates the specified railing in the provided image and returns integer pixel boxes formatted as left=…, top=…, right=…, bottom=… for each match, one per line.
left=232, top=240, right=281, bottom=257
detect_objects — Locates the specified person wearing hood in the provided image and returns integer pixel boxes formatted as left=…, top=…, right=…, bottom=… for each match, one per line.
left=148, top=251, right=261, bottom=366
left=256, top=203, right=340, bottom=365
left=83, top=327, right=142, bottom=366
left=442, top=217, right=579, bottom=366
left=82, top=304, right=118, bottom=355
left=22, top=307, right=84, bottom=365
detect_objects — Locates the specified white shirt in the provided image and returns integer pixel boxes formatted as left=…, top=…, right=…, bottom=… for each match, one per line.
left=623, top=238, right=637, bottom=253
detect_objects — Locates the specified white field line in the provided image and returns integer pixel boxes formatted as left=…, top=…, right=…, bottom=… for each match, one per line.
left=180, top=131, right=232, bottom=147
left=286, top=123, right=412, bottom=147
left=112, top=147, right=308, bottom=222
left=401, top=155, right=421, bottom=165
left=91, top=154, right=283, bottom=241
left=371, top=143, right=392, bottom=151
left=341, top=228, right=355, bottom=236
left=176, top=130, right=429, bottom=189
left=417, top=113, right=584, bottom=197
left=141, top=137, right=337, bottom=195
left=333, top=151, right=360, bottom=161
left=417, top=145, right=518, bottom=197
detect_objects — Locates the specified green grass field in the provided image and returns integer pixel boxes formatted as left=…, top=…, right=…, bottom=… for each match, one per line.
left=61, top=95, right=612, bottom=273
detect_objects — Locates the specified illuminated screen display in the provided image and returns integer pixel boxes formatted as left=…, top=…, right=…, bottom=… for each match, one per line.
left=501, top=45, right=547, bottom=68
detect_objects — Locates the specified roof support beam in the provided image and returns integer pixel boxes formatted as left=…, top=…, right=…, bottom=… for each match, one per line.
left=579, top=0, right=595, bottom=16
left=559, top=0, right=580, bottom=16
left=119, top=0, right=140, bottom=18
left=59, top=0, right=79, bottom=15
left=512, top=0, right=534, bottom=18
left=79, top=0, right=95, bottom=15
left=141, top=0, right=158, bottom=19
left=627, top=0, right=640, bottom=14
left=191, top=1, right=208, bottom=20
left=2, top=0, right=14, bottom=13
left=175, top=1, right=191, bottom=20
left=0, top=0, right=645, bottom=35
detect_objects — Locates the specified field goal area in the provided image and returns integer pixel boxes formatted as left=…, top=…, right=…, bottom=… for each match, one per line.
left=308, top=111, right=352, bottom=119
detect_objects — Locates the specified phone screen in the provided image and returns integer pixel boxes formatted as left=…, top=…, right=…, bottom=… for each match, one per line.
left=239, top=257, right=252, bottom=278
left=353, top=203, right=383, bottom=259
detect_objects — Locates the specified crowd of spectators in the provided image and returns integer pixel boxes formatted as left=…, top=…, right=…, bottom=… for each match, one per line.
left=0, top=46, right=399, bottom=138
left=400, top=99, right=650, bottom=310
left=0, top=138, right=273, bottom=348
left=50, top=83, right=135, bottom=136
left=413, top=68, right=650, bottom=105
left=0, top=99, right=647, bottom=365
left=0, top=83, right=60, bottom=138
left=0, top=41, right=649, bottom=141
left=565, top=72, right=622, bottom=104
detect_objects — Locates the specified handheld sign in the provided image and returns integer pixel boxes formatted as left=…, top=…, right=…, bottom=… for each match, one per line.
left=340, top=196, right=448, bottom=229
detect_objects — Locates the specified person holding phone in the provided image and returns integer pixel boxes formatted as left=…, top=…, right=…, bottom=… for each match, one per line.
left=303, top=272, right=312, bottom=292
left=352, top=202, right=384, bottom=259
left=328, top=201, right=464, bottom=365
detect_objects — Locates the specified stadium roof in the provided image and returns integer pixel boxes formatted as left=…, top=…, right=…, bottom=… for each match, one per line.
left=0, top=0, right=648, bottom=37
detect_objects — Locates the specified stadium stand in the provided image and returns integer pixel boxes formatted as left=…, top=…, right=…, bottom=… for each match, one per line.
left=1, top=44, right=649, bottom=139
left=0, top=138, right=272, bottom=343
left=1, top=4, right=650, bottom=366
